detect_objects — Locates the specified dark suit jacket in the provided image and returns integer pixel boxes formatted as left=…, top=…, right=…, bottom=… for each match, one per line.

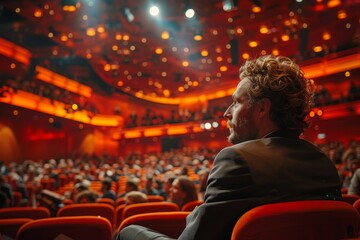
left=178, top=130, right=342, bottom=240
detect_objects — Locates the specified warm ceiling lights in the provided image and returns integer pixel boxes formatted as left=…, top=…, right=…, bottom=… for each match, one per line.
left=248, top=41, right=258, bottom=48
left=281, top=34, right=290, bottom=42
left=242, top=53, right=250, bottom=59
left=251, top=5, right=261, bottom=13
left=201, top=50, right=208, bottom=57
left=155, top=48, right=163, bottom=54
left=337, top=10, right=347, bottom=19
left=322, top=32, right=331, bottom=40
left=161, top=31, right=170, bottom=40
left=193, top=33, right=202, bottom=41
left=313, top=45, right=323, bottom=52
left=272, top=49, right=279, bottom=56
left=182, top=61, right=189, bottom=67
left=34, top=9, right=42, bottom=17
left=327, top=0, right=341, bottom=8
left=86, top=28, right=96, bottom=36
left=61, top=0, right=77, bottom=12
left=259, top=25, right=268, bottom=34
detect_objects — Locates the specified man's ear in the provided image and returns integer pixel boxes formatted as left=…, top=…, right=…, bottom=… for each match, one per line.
left=257, top=98, right=271, bottom=117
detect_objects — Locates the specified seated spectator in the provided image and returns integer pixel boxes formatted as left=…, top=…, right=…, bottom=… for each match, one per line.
left=101, top=178, right=116, bottom=201
left=159, top=175, right=176, bottom=201
left=168, top=176, right=198, bottom=209
left=119, top=178, right=140, bottom=198
left=124, top=191, right=148, bottom=205
left=348, top=168, right=360, bottom=195
left=141, top=176, right=160, bottom=196
left=75, top=190, right=99, bottom=203
left=0, top=175, right=13, bottom=206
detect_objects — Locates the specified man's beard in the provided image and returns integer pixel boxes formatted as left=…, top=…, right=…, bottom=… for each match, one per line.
left=227, top=118, right=255, bottom=144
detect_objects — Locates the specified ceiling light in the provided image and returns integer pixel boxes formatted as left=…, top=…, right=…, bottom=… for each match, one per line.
left=161, top=31, right=170, bottom=39
left=34, top=9, right=42, bottom=17
left=182, top=61, right=189, bottom=67
left=155, top=48, right=163, bottom=54
left=322, top=32, right=331, bottom=40
left=313, top=45, right=323, bottom=52
left=281, top=34, right=290, bottom=41
left=194, top=33, right=202, bottom=41
left=149, top=6, right=159, bottom=16
left=337, top=10, right=347, bottom=19
left=327, top=0, right=341, bottom=8
left=242, top=53, right=250, bottom=59
left=251, top=5, right=261, bottom=13
left=201, top=50, right=208, bottom=57
left=61, top=0, right=77, bottom=12
left=259, top=25, right=268, bottom=34
left=86, top=28, right=96, bottom=36
left=185, top=8, right=195, bottom=18
left=220, top=66, right=228, bottom=72
left=248, top=41, right=258, bottom=47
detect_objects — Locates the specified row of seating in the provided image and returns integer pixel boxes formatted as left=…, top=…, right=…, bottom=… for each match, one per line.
left=1, top=200, right=360, bottom=240
left=0, top=200, right=203, bottom=231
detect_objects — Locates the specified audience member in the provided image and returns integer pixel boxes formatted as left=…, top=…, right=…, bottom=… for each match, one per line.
left=117, top=55, right=342, bottom=240
left=75, top=190, right=99, bottom=203
left=168, top=176, right=198, bottom=209
left=119, top=178, right=140, bottom=198
left=141, top=176, right=160, bottom=196
left=101, top=178, right=116, bottom=201
left=0, top=175, right=13, bottom=207
left=124, top=191, right=148, bottom=205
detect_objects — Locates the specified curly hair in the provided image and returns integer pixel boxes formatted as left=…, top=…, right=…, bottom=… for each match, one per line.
left=239, top=55, right=314, bottom=133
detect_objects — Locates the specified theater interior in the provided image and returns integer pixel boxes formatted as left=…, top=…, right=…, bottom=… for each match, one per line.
left=0, top=0, right=359, bottom=162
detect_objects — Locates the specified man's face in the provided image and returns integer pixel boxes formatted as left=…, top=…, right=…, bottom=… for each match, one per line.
left=224, top=78, right=259, bottom=144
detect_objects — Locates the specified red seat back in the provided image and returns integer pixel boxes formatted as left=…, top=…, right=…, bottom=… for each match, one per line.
left=0, top=218, right=32, bottom=239
left=231, top=200, right=360, bottom=240
left=181, top=200, right=203, bottom=211
left=0, top=207, right=50, bottom=219
left=57, top=203, right=115, bottom=227
left=117, top=211, right=189, bottom=239
left=122, top=202, right=179, bottom=221
left=16, top=216, right=112, bottom=240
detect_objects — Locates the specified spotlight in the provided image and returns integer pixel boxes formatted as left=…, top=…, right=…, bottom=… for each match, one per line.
left=149, top=5, right=159, bottom=16
left=185, top=8, right=195, bottom=18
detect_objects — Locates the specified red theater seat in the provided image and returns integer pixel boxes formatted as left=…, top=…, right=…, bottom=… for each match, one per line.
left=122, top=202, right=179, bottom=221
left=16, top=216, right=112, bottom=240
left=57, top=203, right=115, bottom=228
left=342, top=194, right=360, bottom=205
left=231, top=200, right=360, bottom=240
left=0, top=218, right=32, bottom=239
left=0, top=207, right=50, bottom=219
left=181, top=200, right=203, bottom=211
left=117, top=211, right=189, bottom=239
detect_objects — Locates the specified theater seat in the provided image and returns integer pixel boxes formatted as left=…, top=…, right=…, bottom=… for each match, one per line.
left=57, top=203, right=115, bottom=228
left=0, top=218, right=32, bottom=239
left=122, top=202, right=179, bottom=221
left=181, top=200, right=204, bottom=211
left=231, top=200, right=360, bottom=240
left=342, top=194, right=360, bottom=205
left=117, top=211, right=190, bottom=239
left=16, top=216, right=112, bottom=240
left=0, top=207, right=51, bottom=219
left=147, top=195, right=164, bottom=202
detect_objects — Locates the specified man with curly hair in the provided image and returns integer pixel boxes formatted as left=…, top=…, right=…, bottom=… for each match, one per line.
left=117, top=55, right=342, bottom=240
